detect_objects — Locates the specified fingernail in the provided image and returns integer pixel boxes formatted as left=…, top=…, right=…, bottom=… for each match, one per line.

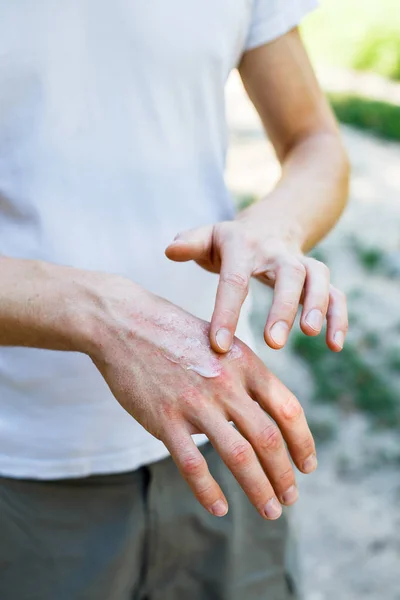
left=281, top=485, right=299, bottom=506
left=305, top=309, right=323, bottom=332
left=303, top=454, right=318, bottom=474
left=210, top=499, right=228, bottom=517
left=216, top=328, right=232, bottom=352
left=264, top=498, right=282, bottom=520
left=334, top=331, right=345, bottom=349
left=270, top=321, right=289, bottom=347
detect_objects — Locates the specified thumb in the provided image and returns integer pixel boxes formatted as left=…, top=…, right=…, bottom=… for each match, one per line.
left=165, top=225, right=214, bottom=263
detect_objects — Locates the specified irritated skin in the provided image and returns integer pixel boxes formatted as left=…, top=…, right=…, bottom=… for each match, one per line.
left=151, top=312, right=243, bottom=378
left=89, top=277, right=317, bottom=520
left=0, top=257, right=317, bottom=520
left=0, top=28, right=350, bottom=520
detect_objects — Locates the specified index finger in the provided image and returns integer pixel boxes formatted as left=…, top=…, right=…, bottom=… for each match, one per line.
left=210, top=242, right=253, bottom=354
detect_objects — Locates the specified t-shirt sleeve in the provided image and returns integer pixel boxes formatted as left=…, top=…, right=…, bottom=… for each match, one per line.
left=245, top=0, right=318, bottom=51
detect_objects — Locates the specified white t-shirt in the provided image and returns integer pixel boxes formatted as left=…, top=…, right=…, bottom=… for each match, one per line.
left=0, top=0, right=316, bottom=479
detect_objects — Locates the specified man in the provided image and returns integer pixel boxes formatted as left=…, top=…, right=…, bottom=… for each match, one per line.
left=0, top=1, right=349, bottom=599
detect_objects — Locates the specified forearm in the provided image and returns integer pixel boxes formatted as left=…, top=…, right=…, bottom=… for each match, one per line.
left=237, top=131, right=350, bottom=253
left=0, top=256, right=142, bottom=354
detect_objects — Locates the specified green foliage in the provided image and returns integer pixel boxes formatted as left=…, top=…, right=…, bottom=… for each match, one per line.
left=347, top=236, right=385, bottom=273
left=308, top=419, right=337, bottom=444
left=355, top=247, right=384, bottom=271
left=361, top=331, right=380, bottom=350
left=236, top=194, right=257, bottom=212
left=347, top=289, right=363, bottom=302
left=302, top=0, right=400, bottom=81
left=293, top=333, right=400, bottom=427
left=353, top=29, right=400, bottom=80
left=328, top=93, right=400, bottom=141
left=309, top=247, right=327, bottom=264
left=387, top=349, right=400, bottom=372
left=303, top=1, right=400, bottom=140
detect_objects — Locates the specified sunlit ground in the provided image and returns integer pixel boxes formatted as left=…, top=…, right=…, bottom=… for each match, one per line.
left=225, top=70, right=400, bottom=600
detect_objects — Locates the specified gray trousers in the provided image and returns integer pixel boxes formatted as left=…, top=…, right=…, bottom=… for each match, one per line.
left=0, top=443, right=300, bottom=600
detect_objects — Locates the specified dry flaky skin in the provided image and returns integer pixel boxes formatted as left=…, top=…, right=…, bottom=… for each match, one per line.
left=153, top=312, right=243, bottom=378
left=0, top=255, right=317, bottom=520
left=89, top=282, right=317, bottom=521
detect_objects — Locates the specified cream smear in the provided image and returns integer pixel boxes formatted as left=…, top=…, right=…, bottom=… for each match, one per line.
left=152, top=312, right=243, bottom=378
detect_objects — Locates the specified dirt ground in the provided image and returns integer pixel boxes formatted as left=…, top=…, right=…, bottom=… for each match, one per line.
left=225, top=71, right=400, bottom=600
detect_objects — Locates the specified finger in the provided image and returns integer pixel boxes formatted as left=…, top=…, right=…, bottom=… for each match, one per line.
left=204, top=416, right=282, bottom=520
left=300, top=258, right=330, bottom=336
left=165, top=225, right=214, bottom=263
left=264, top=260, right=306, bottom=349
left=229, top=399, right=298, bottom=506
left=164, top=426, right=229, bottom=517
left=246, top=361, right=317, bottom=475
left=326, top=285, right=348, bottom=352
left=210, top=241, right=253, bottom=354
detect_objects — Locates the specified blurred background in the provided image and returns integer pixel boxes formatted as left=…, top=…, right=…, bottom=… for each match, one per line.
left=225, top=1, right=400, bottom=598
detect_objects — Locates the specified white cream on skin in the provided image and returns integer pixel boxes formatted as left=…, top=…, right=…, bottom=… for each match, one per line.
left=164, top=342, right=243, bottom=378
left=151, top=312, right=243, bottom=378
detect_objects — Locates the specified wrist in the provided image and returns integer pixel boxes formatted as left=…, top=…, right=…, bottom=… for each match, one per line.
left=235, top=202, right=304, bottom=254
left=0, top=257, right=147, bottom=355
left=70, top=269, right=146, bottom=359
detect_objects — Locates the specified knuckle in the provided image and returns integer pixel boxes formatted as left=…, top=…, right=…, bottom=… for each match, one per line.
left=280, top=298, right=298, bottom=312
left=279, top=395, right=304, bottom=423
left=195, top=482, right=216, bottom=501
left=299, top=436, right=316, bottom=457
left=249, top=482, right=268, bottom=505
left=256, top=424, right=283, bottom=453
left=180, top=453, right=206, bottom=477
left=240, top=230, right=258, bottom=253
left=293, top=265, right=307, bottom=281
left=177, top=387, right=204, bottom=414
left=222, top=272, right=249, bottom=293
left=214, top=376, right=236, bottom=403
left=229, top=441, right=253, bottom=468
left=244, top=235, right=257, bottom=251
left=160, top=400, right=178, bottom=422
left=278, top=467, right=294, bottom=485
left=272, top=296, right=298, bottom=316
left=281, top=259, right=306, bottom=279
left=218, top=306, right=238, bottom=322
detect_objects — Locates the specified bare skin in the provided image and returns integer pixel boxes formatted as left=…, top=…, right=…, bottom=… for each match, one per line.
left=166, top=29, right=349, bottom=355
left=92, top=286, right=316, bottom=520
left=0, top=29, right=348, bottom=519
left=0, top=258, right=316, bottom=519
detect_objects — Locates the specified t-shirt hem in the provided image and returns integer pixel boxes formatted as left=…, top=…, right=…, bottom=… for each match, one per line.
left=0, top=438, right=209, bottom=480
left=245, top=0, right=318, bottom=51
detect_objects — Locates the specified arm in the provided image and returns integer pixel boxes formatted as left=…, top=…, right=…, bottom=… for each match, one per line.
left=238, top=27, right=349, bottom=251
left=0, top=256, right=105, bottom=351
left=0, top=256, right=148, bottom=356
left=0, top=255, right=316, bottom=518
left=166, top=28, right=349, bottom=353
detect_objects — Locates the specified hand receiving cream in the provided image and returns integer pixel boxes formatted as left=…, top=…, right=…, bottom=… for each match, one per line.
left=153, top=312, right=243, bottom=378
